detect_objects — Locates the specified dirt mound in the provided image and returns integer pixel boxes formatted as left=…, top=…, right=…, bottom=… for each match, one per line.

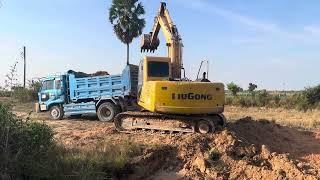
left=67, top=70, right=109, bottom=78
left=228, top=117, right=319, bottom=154
left=124, top=119, right=319, bottom=179
left=124, top=146, right=181, bottom=180
left=176, top=132, right=318, bottom=179
left=42, top=115, right=320, bottom=179
left=229, top=117, right=320, bottom=171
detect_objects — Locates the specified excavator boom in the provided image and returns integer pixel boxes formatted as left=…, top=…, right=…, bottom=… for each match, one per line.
left=141, top=2, right=183, bottom=79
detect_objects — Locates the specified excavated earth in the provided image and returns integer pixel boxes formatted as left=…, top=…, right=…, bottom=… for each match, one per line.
left=12, top=103, right=320, bottom=180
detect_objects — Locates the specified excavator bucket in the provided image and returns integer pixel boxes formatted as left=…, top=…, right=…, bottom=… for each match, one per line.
left=141, top=33, right=160, bottom=53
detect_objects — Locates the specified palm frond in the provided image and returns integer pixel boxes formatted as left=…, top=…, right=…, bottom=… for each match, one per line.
left=109, top=0, right=145, bottom=44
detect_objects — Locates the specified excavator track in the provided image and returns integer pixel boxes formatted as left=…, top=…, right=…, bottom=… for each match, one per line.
left=114, top=111, right=226, bottom=134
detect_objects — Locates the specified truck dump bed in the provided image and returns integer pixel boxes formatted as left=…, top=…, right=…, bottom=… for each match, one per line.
left=67, top=65, right=138, bottom=102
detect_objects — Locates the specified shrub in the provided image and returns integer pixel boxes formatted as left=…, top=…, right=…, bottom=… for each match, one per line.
left=11, top=87, right=34, bottom=103
left=225, top=96, right=234, bottom=105
left=225, top=85, right=320, bottom=111
left=0, top=102, right=54, bottom=178
left=28, top=80, right=41, bottom=101
left=1, top=80, right=41, bottom=103
left=11, top=84, right=40, bottom=103
left=0, top=90, right=11, bottom=97
left=255, top=90, right=270, bottom=107
left=248, top=83, right=258, bottom=94
left=303, top=85, right=320, bottom=107
left=0, top=102, right=143, bottom=179
left=227, top=82, right=243, bottom=96
left=237, top=96, right=252, bottom=107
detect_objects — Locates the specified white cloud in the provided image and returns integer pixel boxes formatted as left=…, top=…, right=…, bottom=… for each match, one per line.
left=176, top=0, right=315, bottom=41
left=178, top=0, right=278, bottom=32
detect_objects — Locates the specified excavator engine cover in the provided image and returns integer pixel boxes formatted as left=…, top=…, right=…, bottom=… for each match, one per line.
left=138, top=81, right=225, bottom=115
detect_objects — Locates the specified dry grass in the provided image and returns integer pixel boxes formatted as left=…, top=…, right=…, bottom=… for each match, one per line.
left=225, top=106, right=320, bottom=129
left=4, top=96, right=319, bottom=130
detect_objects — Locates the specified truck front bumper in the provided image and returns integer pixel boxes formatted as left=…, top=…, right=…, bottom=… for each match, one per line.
left=40, top=104, right=47, bottom=111
left=35, top=103, right=47, bottom=112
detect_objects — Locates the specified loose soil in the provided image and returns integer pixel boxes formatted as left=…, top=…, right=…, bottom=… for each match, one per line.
left=10, top=101, right=320, bottom=179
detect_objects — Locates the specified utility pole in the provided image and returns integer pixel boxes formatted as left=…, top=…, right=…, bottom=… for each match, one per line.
left=23, top=46, right=26, bottom=88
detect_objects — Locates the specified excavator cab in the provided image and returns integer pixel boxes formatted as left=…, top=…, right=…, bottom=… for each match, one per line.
left=137, top=56, right=171, bottom=100
left=137, top=56, right=225, bottom=115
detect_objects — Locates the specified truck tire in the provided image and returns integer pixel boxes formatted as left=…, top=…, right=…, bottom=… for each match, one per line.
left=50, top=105, right=64, bottom=120
left=97, top=102, right=118, bottom=122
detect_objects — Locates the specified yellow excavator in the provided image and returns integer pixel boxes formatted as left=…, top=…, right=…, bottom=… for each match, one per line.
left=114, top=2, right=225, bottom=134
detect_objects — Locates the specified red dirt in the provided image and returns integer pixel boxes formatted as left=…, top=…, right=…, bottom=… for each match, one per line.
left=43, top=117, right=320, bottom=179
left=12, top=103, right=320, bottom=179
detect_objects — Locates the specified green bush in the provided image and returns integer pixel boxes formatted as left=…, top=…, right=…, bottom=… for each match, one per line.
left=11, top=85, right=39, bottom=103
left=255, top=90, right=271, bottom=107
left=0, top=90, right=11, bottom=97
left=225, top=85, right=320, bottom=111
left=227, top=82, right=243, bottom=96
left=0, top=102, right=143, bottom=179
left=3, top=80, right=41, bottom=103
left=302, top=85, right=320, bottom=108
left=11, top=87, right=34, bottom=102
left=28, top=80, right=41, bottom=101
left=0, top=102, right=54, bottom=179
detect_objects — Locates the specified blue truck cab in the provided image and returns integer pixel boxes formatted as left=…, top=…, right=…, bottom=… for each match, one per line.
left=36, top=65, right=138, bottom=121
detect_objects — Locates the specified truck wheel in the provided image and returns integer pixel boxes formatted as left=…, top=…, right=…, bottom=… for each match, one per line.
left=97, top=102, right=118, bottom=122
left=50, top=106, right=64, bottom=120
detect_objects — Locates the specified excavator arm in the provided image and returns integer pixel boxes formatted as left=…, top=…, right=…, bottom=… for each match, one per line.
left=141, top=2, right=183, bottom=79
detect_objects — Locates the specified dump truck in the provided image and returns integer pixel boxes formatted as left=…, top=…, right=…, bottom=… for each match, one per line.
left=35, top=65, right=138, bottom=121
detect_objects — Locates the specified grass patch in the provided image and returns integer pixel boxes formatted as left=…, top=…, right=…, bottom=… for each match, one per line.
left=41, top=141, right=142, bottom=179
left=0, top=102, right=143, bottom=179
left=226, top=85, right=320, bottom=112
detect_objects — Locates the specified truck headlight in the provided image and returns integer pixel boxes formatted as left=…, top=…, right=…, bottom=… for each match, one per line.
left=41, top=94, right=47, bottom=99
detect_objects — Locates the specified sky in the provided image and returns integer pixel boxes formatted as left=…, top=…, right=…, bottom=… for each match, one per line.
left=0, top=0, right=320, bottom=90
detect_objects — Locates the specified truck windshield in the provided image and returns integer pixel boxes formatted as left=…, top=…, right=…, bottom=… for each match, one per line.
left=41, top=80, right=54, bottom=90
left=148, top=61, right=169, bottom=77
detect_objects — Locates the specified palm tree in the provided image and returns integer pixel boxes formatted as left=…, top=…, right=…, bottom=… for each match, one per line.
left=109, top=0, right=145, bottom=65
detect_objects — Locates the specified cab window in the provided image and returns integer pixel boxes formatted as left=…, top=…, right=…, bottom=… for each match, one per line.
left=148, top=61, right=169, bottom=77
left=41, top=80, right=54, bottom=90
left=55, top=80, right=62, bottom=89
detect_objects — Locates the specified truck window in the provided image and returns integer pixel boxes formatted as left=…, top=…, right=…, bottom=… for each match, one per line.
left=42, top=80, right=54, bottom=90
left=148, top=61, right=169, bottom=77
left=55, top=80, right=61, bottom=89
